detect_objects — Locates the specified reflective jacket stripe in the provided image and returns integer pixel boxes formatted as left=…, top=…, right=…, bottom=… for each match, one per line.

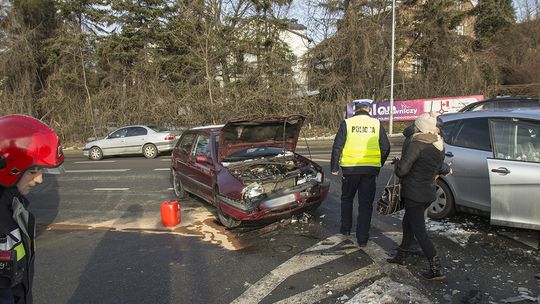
left=340, top=115, right=382, bottom=167
left=0, top=228, right=22, bottom=250
left=0, top=228, right=26, bottom=261
left=11, top=196, right=34, bottom=261
left=14, top=242, right=26, bottom=261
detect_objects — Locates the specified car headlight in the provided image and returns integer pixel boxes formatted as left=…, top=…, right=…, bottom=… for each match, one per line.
left=242, top=182, right=264, bottom=200
left=297, top=172, right=323, bottom=185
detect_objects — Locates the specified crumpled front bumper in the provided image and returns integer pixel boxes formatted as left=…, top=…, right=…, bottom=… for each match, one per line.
left=217, top=181, right=330, bottom=221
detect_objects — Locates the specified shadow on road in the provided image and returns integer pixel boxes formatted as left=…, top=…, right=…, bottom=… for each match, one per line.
left=67, top=204, right=174, bottom=304
left=28, top=173, right=60, bottom=237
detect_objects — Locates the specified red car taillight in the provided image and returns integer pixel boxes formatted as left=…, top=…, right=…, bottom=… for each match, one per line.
left=164, top=135, right=175, bottom=141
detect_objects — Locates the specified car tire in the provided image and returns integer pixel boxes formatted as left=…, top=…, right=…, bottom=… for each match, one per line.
left=172, top=170, right=186, bottom=199
left=143, top=144, right=158, bottom=159
left=89, top=146, right=103, bottom=160
left=217, top=205, right=242, bottom=229
left=427, top=180, right=456, bottom=220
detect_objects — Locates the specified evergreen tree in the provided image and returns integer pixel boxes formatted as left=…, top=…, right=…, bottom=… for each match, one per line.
left=39, top=0, right=110, bottom=139
left=98, top=0, right=174, bottom=125
left=0, top=0, right=57, bottom=116
left=472, top=0, right=516, bottom=48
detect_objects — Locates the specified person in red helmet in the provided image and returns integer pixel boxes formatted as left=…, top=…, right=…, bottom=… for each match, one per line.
left=0, top=114, right=64, bottom=304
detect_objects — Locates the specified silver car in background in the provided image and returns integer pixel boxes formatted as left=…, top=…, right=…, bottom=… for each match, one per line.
left=83, top=125, right=179, bottom=160
left=429, top=109, right=540, bottom=230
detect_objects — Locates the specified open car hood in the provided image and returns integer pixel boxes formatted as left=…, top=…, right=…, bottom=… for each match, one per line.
left=218, top=115, right=306, bottom=162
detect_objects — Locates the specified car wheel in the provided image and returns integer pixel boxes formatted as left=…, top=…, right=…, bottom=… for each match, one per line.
left=89, top=146, right=103, bottom=160
left=217, top=205, right=242, bottom=229
left=427, top=180, right=456, bottom=220
left=143, top=144, right=158, bottom=159
left=171, top=171, right=186, bottom=199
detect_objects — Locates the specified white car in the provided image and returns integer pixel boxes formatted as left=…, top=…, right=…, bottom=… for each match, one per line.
left=83, top=125, right=179, bottom=160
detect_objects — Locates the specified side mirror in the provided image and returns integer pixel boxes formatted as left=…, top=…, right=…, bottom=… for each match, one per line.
left=195, top=155, right=211, bottom=164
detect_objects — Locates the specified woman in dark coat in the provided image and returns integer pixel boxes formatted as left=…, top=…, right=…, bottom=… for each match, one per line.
left=386, top=112, right=450, bottom=280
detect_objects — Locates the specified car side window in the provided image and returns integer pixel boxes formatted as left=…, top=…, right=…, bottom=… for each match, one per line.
left=490, top=119, right=540, bottom=163
left=452, top=118, right=491, bottom=151
left=192, top=135, right=210, bottom=157
left=177, top=133, right=195, bottom=154
left=440, top=120, right=458, bottom=143
left=109, top=128, right=128, bottom=139
left=126, top=127, right=147, bottom=137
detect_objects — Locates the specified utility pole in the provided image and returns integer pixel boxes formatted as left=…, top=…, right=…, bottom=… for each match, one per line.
left=389, top=0, right=396, bottom=134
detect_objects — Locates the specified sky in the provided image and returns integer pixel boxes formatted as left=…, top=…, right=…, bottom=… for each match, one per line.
left=288, top=0, right=538, bottom=44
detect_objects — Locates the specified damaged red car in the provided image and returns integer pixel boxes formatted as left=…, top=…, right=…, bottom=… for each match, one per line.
left=170, top=115, right=330, bottom=228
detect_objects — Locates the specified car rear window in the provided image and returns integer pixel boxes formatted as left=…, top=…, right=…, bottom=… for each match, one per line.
left=148, top=125, right=169, bottom=132
left=487, top=100, right=540, bottom=110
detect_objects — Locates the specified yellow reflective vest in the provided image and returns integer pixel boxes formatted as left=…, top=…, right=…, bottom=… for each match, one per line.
left=340, top=115, right=382, bottom=167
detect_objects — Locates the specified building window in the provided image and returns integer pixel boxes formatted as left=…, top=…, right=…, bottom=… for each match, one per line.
left=456, top=25, right=464, bottom=36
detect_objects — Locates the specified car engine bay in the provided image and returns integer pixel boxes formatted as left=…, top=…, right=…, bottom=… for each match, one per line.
left=224, top=154, right=323, bottom=200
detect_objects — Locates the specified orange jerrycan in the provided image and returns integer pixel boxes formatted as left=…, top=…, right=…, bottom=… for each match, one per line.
left=161, top=200, right=180, bottom=227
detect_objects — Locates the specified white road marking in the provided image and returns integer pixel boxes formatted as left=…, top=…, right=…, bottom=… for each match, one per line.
left=346, top=277, right=432, bottom=304
left=274, top=264, right=381, bottom=304
left=160, top=158, right=171, bottom=161
left=65, top=169, right=130, bottom=173
left=92, top=188, right=130, bottom=191
left=167, top=188, right=173, bottom=190
left=74, top=161, right=116, bottom=164
left=153, top=168, right=170, bottom=171
left=231, top=235, right=358, bottom=304
left=232, top=233, right=427, bottom=304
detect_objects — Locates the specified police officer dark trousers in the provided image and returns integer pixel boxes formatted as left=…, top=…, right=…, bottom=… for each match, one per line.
left=0, top=114, right=65, bottom=304
left=331, top=101, right=390, bottom=247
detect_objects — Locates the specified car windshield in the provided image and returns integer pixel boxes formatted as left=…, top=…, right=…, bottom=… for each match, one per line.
left=223, top=146, right=287, bottom=161
left=147, top=125, right=169, bottom=132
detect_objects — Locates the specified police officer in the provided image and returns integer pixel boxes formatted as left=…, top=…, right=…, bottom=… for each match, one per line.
left=331, top=100, right=390, bottom=247
left=0, top=114, right=64, bottom=304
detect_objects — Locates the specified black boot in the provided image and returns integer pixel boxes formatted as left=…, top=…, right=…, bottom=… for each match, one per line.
left=421, top=256, right=446, bottom=280
left=386, top=247, right=408, bottom=265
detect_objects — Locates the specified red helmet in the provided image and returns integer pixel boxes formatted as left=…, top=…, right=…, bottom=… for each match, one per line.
left=0, top=114, right=64, bottom=187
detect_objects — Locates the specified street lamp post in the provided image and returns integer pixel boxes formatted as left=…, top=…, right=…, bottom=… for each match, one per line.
left=389, top=0, right=396, bottom=134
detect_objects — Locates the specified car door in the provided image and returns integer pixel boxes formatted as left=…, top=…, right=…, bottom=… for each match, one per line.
left=443, top=117, right=493, bottom=212
left=124, top=126, right=148, bottom=153
left=488, top=118, right=540, bottom=230
left=184, top=134, right=215, bottom=202
left=172, top=133, right=196, bottom=191
left=103, top=128, right=129, bottom=155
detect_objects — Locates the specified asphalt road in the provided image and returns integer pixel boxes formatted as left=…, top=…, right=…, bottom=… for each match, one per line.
left=26, top=141, right=540, bottom=304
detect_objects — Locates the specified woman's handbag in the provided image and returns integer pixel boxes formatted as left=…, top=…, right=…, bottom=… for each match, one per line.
left=376, top=173, right=403, bottom=215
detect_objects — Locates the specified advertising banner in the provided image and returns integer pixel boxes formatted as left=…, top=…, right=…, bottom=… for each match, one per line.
left=346, top=95, right=484, bottom=121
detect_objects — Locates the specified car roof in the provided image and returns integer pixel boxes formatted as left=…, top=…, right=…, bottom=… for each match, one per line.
left=187, top=124, right=224, bottom=132
left=440, top=108, right=540, bottom=122
left=459, top=96, right=539, bottom=111
left=115, top=125, right=155, bottom=128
